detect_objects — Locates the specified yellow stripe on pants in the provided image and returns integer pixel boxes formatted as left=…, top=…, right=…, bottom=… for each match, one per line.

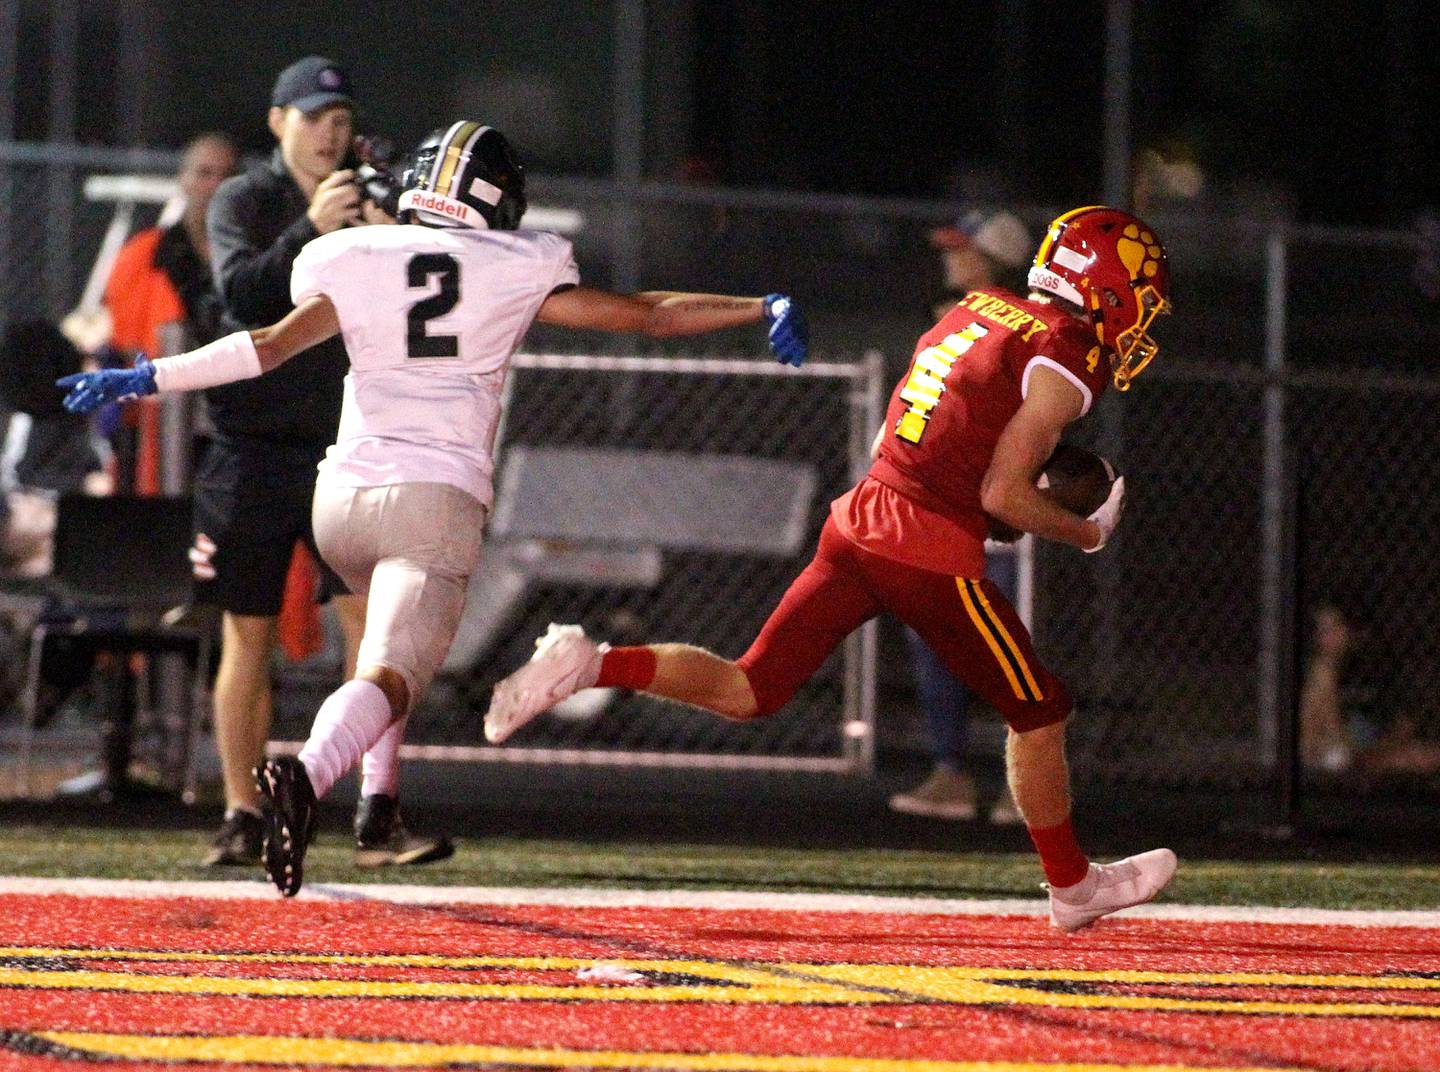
left=957, top=579, right=1042, bottom=701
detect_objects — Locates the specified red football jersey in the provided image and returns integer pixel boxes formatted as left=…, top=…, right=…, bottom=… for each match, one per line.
left=836, top=287, right=1107, bottom=575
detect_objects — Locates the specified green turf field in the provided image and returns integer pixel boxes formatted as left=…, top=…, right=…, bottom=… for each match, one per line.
left=4, top=824, right=1439, bottom=911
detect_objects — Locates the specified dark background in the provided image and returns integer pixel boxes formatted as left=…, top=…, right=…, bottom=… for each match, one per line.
left=4, top=1, right=1440, bottom=831
left=7, top=0, right=1438, bottom=225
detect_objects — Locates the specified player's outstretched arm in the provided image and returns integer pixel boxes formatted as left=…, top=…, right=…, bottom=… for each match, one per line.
left=980, top=365, right=1105, bottom=551
left=58, top=296, right=341, bottom=414
left=536, top=287, right=807, bottom=365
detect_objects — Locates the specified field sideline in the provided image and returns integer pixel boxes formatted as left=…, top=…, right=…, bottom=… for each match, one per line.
left=4, top=822, right=1440, bottom=911
left=3, top=875, right=1439, bottom=1071
left=7, top=875, right=1440, bottom=927
left=6, top=775, right=1440, bottom=1070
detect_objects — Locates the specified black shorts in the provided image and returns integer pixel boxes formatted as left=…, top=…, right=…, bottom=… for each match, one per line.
left=190, top=436, right=349, bottom=617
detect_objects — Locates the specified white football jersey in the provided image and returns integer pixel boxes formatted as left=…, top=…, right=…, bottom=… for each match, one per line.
left=290, top=223, right=578, bottom=506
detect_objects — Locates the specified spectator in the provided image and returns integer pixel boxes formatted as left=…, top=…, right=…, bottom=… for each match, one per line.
left=888, top=209, right=1032, bottom=824
left=104, top=132, right=238, bottom=496
left=106, top=132, right=239, bottom=361
left=1300, top=598, right=1440, bottom=779
left=926, top=209, right=1033, bottom=321
left=198, top=55, right=449, bottom=869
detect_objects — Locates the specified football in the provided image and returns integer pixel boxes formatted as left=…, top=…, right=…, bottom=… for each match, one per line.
left=987, top=444, right=1116, bottom=543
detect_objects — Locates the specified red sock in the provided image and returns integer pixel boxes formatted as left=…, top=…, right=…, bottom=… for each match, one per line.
left=1026, top=816, right=1090, bottom=888
left=597, top=646, right=658, bottom=690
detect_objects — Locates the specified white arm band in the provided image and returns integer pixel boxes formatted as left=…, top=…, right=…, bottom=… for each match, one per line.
left=151, top=331, right=263, bottom=393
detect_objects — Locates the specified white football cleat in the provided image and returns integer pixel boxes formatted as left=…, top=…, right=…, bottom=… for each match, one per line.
left=484, top=624, right=606, bottom=744
left=1048, top=848, right=1178, bottom=932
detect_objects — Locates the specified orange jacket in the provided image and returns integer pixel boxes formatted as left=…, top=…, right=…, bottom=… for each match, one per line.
left=104, top=227, right=185, bottom=360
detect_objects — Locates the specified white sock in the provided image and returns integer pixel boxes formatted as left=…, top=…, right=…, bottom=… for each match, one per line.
left=298, top=680, right=395, bottom=799
left=361, top=715, right=408, bottom=798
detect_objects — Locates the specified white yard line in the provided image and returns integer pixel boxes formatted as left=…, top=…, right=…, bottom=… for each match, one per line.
left=1, top=875, right=1439, bottom=928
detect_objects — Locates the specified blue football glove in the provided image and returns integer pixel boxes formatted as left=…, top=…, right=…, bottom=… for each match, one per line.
left=56, top=357, right=158, bottom=414
left=762, top=293, right=807, bottom=367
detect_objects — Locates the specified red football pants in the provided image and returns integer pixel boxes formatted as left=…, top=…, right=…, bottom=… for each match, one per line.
left=737, top=517, right=1071, bottom=731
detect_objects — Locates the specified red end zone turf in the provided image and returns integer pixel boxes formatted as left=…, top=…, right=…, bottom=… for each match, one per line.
left=1, top=888, right=1438, bottom=1071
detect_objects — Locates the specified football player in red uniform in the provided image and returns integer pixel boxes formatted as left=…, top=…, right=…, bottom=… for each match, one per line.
left=486, top=206, right=1175, bottom=931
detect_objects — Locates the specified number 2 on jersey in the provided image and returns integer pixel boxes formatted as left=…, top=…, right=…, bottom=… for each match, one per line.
left=406, top=253, right=461, bottom=358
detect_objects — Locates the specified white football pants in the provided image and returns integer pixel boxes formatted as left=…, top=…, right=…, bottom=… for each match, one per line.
left=312, top=479, right=485, bottom=713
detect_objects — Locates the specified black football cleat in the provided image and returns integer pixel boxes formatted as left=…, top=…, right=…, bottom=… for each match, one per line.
left=202, top=808, right=264, bottom=867
left=354, top=794, right=455, bottom=868
left=256, top=757, right=318, bottom=897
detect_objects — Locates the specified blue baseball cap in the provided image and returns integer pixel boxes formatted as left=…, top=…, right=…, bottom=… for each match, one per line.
left=271, top=56, right=354, bottom=114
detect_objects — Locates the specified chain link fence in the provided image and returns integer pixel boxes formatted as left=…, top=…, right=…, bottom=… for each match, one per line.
left=3, top=142, right=1439, bottom=808
left=1036, top=223, right=1440, bottom=802
left=270, top=352, right=884, bottom=771
left=0, top=143, right=186, bottom=329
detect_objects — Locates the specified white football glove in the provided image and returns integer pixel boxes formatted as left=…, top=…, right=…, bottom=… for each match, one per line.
left=1083, top=475, right=1125, bottom=553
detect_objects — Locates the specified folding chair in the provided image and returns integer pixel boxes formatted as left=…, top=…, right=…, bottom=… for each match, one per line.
left=14, top=494, right=212, bottom=801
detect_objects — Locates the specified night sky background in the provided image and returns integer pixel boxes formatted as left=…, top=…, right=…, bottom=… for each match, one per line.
left=8, top=0, right=1440, bottom=225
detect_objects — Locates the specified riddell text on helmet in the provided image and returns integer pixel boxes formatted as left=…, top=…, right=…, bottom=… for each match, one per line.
left=407, top=192, right=477, bottom=224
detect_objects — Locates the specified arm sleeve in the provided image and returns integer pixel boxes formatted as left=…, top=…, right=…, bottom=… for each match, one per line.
left=207, top=177, right=319, bottom=325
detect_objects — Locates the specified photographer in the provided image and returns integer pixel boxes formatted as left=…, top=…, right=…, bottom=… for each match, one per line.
left=200, top=55, right=449, bottom=870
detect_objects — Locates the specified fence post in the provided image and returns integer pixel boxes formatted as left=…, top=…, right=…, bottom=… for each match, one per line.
left=0, top=10, right=16, bottom=332
left=45, top=0, right=80, bottom=322
left=157, top=322, right=193, bottom=495
left=1258, top=226, right=1300, bottom=829
left=841, top=350, right=887, bottom=774
left=611, top=0, right=645, bottom=293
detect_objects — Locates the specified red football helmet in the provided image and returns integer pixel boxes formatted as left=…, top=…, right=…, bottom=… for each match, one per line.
left=1027, top=206, right=1171, bottom=391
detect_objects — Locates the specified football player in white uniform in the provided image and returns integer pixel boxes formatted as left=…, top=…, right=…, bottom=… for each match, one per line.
left=60, top=119, right=809, bottom=897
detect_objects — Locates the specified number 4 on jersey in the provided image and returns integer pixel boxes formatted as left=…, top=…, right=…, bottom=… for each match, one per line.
left=406, top=253, right=461, bottom=358
left=894, top=322, right=988, bottom=443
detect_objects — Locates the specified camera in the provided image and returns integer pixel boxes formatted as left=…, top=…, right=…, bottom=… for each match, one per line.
left=346, top=135, right=403, bottom=218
